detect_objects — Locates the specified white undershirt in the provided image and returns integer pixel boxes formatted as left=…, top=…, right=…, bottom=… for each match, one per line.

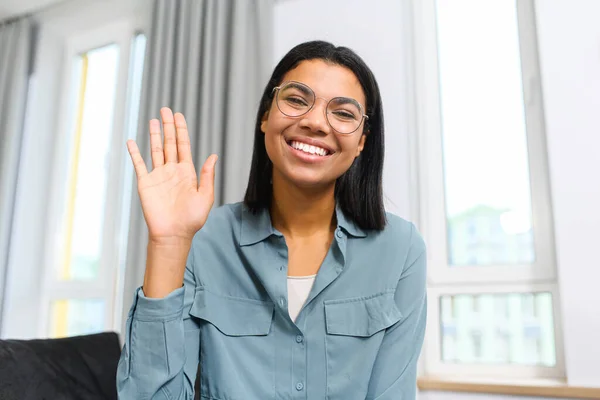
left=287, top=274, right=316, bottom=322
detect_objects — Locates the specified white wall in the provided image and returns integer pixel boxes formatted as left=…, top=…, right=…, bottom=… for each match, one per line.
left=535, top=0, right=600, bottom=388
left=274, top=0, right=600, bottom=398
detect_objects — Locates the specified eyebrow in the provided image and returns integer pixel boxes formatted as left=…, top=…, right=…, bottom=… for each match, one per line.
left=330, top=97, right=362, bottom=110
left=285, top=82, right=313, bottom=97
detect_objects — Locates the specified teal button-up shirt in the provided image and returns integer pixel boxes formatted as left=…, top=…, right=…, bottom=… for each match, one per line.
left=116, top=202, right=427, bottom=400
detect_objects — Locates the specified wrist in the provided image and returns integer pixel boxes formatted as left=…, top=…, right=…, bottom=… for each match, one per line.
left=148, top=235, right=193, bottom=248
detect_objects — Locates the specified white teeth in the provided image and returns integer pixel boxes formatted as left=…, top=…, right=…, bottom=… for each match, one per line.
left=290, top=141, right=328, bottom=156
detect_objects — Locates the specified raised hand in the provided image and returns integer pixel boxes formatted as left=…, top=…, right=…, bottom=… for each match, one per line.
left=127, top=107, right=217, bottom=246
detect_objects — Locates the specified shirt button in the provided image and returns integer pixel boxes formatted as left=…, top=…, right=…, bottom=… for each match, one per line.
left=336, top=229, right=344, bottom=239
left=296, top=382, right=304, bottom=391
left=280, top=297, right=286, bottom=307
left=296, top=335, right=303, bottom=343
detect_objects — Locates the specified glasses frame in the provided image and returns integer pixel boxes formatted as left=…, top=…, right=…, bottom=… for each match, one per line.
left=272, top=80, right=369, bottom=134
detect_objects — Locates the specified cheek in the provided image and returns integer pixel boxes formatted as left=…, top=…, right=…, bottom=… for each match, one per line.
left=264, top=116, right=296, bottom=148
left=340, top=136, right=363, bottom=155
left=263, top=122, right=288, bottom=161
left=264, top=124, right=284, bottom=147
left=264, top=107, right=287, bottom=134
left=263, top=129, right=277, bottom=156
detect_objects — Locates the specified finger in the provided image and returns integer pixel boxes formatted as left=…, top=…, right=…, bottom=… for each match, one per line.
left=174, top=112, right=193, bottom=163
left=126, top=140, right=148, bottom=180
left=149, top=118, right=164, bottom=168
left=160, top=107, right=177, bottom=163
left=198, top=154, right=218, bottom=197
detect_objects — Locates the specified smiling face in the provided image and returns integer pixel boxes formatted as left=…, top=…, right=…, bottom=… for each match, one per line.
left=260, top=59, right=367, bottom=190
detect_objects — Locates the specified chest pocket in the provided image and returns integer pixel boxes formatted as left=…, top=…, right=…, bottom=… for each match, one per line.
left=189, top=288, right=274, bottom=336
left=189, top=288, right=275, bottom=400
left=323, top=291, right=403, bottom=400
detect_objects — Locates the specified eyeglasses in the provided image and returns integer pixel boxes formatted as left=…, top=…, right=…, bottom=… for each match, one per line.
left=272, top=81, right=369, bottom=134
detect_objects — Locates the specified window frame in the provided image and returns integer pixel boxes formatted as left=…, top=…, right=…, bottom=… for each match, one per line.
left=409, top=0, right=564, bottom=379
left=426, top=283, right=565, bottom=379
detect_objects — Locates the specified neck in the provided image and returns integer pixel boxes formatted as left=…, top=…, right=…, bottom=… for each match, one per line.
left=270, top=172, right=336, bottom=239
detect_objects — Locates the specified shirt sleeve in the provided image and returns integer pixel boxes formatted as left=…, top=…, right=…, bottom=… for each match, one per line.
left=116, top=248, right=200, bottom=400
left=365, top=225, right=428, bottom=400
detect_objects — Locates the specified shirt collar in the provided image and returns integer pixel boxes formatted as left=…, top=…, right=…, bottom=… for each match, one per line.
left=239, top=203, right=367, bottom=247
left=240, top=205, right=276, bottom=246
left=334, top=204, right=367, bottom=238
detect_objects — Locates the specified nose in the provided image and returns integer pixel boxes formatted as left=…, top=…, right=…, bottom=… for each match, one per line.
left=298, top=98, right=331, bottom=134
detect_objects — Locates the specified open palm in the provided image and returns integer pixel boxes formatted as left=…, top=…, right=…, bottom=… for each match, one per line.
left=127, top=107, right=217, bottom=244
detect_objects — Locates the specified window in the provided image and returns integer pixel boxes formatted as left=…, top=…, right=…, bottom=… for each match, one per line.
left=411, top=0, right=563, bottom=379
left=40, top=21, right=146, bottom=338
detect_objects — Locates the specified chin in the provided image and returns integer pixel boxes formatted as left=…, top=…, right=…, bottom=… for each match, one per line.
left=280, top=169, right=335, bottom=190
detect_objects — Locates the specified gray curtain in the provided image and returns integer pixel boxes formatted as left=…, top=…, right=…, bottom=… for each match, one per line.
left=121, top=0, right=273, bottom=331
left=0, top=17, right=34, bottom=329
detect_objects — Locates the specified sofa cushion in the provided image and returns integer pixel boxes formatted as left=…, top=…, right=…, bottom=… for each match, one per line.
left=0, top=331, right=120, bottom=400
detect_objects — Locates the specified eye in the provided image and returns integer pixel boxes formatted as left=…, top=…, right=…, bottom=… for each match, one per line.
left=331, top=109, right=358, bottom=121
left=284, top=96, right=310, bottom=107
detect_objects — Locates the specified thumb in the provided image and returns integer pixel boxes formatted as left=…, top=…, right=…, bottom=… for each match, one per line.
left=198, top=154, right=218, bottom=196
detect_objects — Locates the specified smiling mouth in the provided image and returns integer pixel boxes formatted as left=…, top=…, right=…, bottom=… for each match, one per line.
left=286, top=140, right=332, bottom=157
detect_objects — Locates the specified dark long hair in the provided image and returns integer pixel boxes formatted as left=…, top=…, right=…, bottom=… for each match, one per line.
left=243, top=40, right=386, bottom=231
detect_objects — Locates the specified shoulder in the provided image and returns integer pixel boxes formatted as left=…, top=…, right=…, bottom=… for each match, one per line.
left=367, top=212, right=427, bottom=270
left=378, top=212, right=426, bottom=253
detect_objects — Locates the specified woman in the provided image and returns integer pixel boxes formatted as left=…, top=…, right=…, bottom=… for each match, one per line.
left=117, top=41, right=427, bottom=400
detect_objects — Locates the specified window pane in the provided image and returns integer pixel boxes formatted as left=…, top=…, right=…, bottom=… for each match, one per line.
left=49, top=299, right=105, bottom=337
left=436, top=0, right=535, bottom=266
left=60, top=44, right=120, bottom=280
left=440, top=293, right=556, bottom=366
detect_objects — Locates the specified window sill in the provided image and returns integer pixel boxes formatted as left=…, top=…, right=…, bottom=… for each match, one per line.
left=418, top=376, right=600, bottom=399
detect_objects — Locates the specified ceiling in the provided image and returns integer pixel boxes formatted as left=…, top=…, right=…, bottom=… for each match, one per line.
left=0, top=0, right=69, bottom=21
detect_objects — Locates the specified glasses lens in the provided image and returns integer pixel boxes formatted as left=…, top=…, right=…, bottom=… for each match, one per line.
left=327, top=97, right=363, bottom=134
left=277, top=82, right=315, bottom=117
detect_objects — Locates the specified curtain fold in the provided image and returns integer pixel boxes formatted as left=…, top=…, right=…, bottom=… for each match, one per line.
left=0, top=17, right=34, bottom=329
left=121, top=0, right=273, bottom=332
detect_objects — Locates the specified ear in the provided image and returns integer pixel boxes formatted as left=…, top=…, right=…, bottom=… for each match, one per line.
left=260, top=111, right=269, bottom=134
left=355, top=134, right=366, bottom=157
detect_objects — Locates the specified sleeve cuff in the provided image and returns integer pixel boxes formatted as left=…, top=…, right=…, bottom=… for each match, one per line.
left=132, top=286, right=185, bottom=321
